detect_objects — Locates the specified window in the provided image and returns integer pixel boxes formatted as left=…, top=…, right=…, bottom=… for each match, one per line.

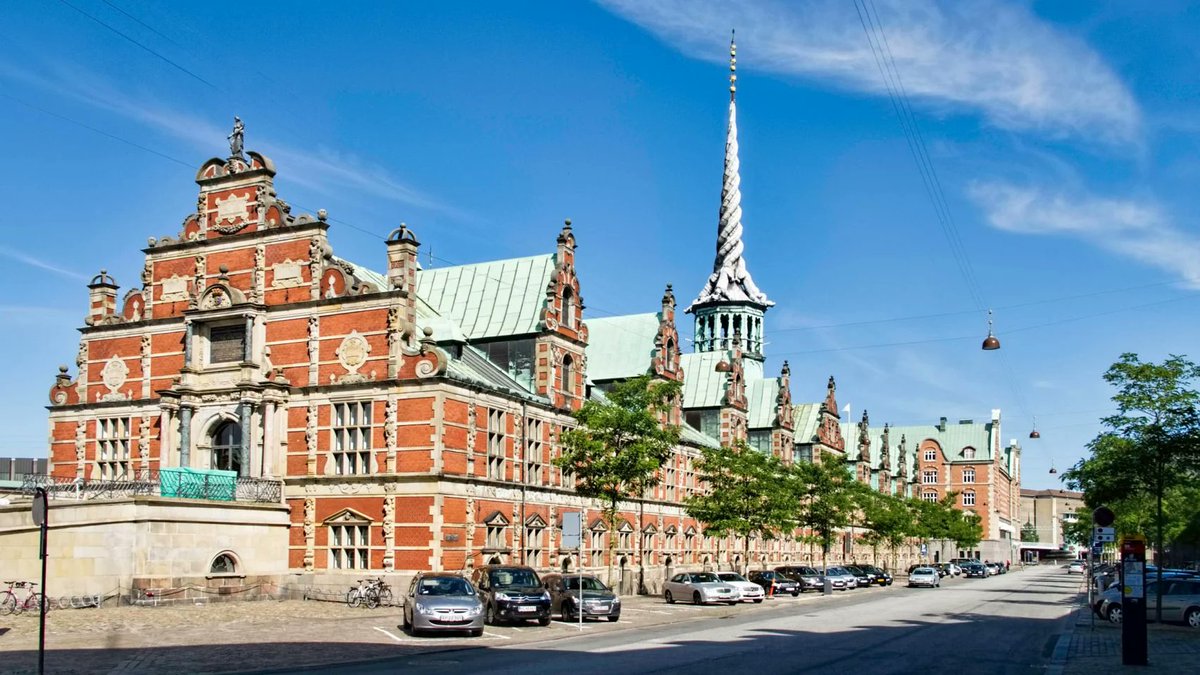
left=479, top=339, right=535, bottom=389
left=922, top=469, right=937, bottom=484
left=97, top=417, right=131, bottom=479
left=211, top=420, right=242, bottom=474
left=794, top=446, right=814, bottom=464
left=524, top=523, right=544, bottom=567
left=684, top=532, right=696, bottom=562
left=963, top=447, right=976, bottom=459
left=665, top=467, right=677, bottom=501
left=684, top=409, right=720, bottom=440
left=665, top=529, right=677, bottom=552
left=618, top=526, right=632, bottom=551
left=333, top=401, right=372, bottom=475
left=923, top=449, right=937, bottom=462
left=748, top=430, right=772, bottom=453
left=487, top=409, right=506, bottom=480
left=525, top=418, right=543, bottom=485
left=962, top=491, right=976, bottom=506
left=562, top=287, right=575, bottom=329
left=589, top=528, right=606, bottom=564
left=208, top=324, right=245, bottom=364
left=922, top=490, right=938, bottom=502
left=560, top=355, right=574, bottom=397
left=642, top=530, right=655, bottom=557
left=210, top=553, right=237, bottom=574
left=963, top=468, right=976, bottom=483
left=329, top=524, right=369, bottom=569
left=486, top=521, right=507, bottom=550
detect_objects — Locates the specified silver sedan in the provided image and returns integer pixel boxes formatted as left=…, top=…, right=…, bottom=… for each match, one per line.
left=663, top=572, right=739, bottom=605
left=401, top=573, right=485, bottom=636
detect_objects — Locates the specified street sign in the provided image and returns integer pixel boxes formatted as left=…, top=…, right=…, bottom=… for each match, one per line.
left=561, top=511, right=582, bottom=551
left=1093, top=506, right=1115, bottom=527
left=31, top=491, right=46, bottom=527
left=920, top=543, right=928, bottom=556
left=1094, top=526, right=1116, bottom=543
left=1091, top=544, right=1103, bottom=557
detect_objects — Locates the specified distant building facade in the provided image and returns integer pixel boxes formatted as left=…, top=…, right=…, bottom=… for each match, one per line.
left=1019, top=488, right=1085, bottom=555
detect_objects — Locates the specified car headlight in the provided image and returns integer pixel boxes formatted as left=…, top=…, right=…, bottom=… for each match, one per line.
left=612, top=596, right=621, bottom=605
left=494, top=592, right=511, bottom=601
left=415, top=603, right=435, bottom=615
left=466, top=604, right=482, bottom=616
left=541, top=591, right=551, bottom=601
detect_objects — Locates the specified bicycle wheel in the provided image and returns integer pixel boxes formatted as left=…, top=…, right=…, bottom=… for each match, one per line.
left=27, top=593, right=46, bottom=614
left=377, top=588, right=394, bottom=607
left=365, top=588, right=380, bottom=609
left=346, top=588, right=362, bottom=609
left=0, top=593, right=15, bottom=616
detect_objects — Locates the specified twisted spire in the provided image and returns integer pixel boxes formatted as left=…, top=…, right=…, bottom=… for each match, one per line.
left=689, top=31, right=772, bottom=310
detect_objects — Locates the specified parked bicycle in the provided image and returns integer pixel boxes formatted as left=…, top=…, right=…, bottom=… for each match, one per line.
left=345, top=577, right=393, bottom=609
left=0, top=581, right=49, bottom=616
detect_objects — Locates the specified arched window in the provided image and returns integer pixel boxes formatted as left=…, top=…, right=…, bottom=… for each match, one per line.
left=210, top=552, right=238, bottom=574
left=560, top=355, right=574, bottom=397
left=963, top=447, right=976, bottom=459
left=562, top=287, right=575, bottom=329
left=211, top=421, right=242, bottom=475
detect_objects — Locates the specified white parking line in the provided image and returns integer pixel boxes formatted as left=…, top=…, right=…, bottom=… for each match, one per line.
left=373, top=627, right=413, bottom=643
left=482, top=631, right=511, bottom=640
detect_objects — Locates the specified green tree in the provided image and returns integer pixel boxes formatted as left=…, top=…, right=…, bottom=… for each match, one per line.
left=793, top=459, right=856, bottom=572
left=853, top=487, right=917, bottom=571
left=686, top=441, right=795, bottom=574
left=1063, top=353, right=1200, bottom=622
left=554, top=376, right=682, bottom=586
left=1020, top=521, right=1039, bottom=543
left=949, top=509, right=984, bottom=552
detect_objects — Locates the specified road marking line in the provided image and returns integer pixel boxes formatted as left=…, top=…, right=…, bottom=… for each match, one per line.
left=511, top=627, right=524, bottom=632
left=373, top=627, right=409, bottom=643
left=483, top=631, right=511, bottom=640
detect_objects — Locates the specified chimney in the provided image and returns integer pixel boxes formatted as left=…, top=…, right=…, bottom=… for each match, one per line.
left=386, top=224, right=420, bottom=327
left=937, top=416, right=947, bottom=432
left=87, top=270, right=118, bottom=325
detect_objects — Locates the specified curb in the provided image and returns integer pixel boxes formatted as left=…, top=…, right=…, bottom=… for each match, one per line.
left=1047, top=604, right=1086, bottom=675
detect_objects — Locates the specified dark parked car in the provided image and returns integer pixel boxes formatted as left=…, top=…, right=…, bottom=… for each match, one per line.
left=843, top=565, right=875, bottom=587
left=861, top=565, right=894, bottom=586
left=962, top=562, right=988, bottom=578
left=470, top=565, right=552, bottom=626
left=748, top=570, right=801, bottom=596
left=542, top=573, right=620, bottom=622
left=775, top=565, right=828, bottom=592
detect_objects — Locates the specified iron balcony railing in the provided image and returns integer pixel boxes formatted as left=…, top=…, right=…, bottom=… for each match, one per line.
left=19, top=470, right=283, bottom=504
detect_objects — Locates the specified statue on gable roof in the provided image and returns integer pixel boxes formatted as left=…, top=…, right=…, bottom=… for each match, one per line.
left=228, top=116, right=245, bottom=159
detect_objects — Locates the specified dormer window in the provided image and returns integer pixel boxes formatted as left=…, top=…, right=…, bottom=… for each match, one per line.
left=562, top=287, right=576, bottom=329
left=963, top=447, right=976, bottom=459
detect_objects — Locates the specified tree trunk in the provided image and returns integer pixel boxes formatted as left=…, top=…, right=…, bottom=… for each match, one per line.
left=743, top=534, right=752, bottom=575
left=637, top=498, right=646, bottom=595
left=1155, top=473, right=1164, bottom=624
left=606, top=501, right=617, bottom=590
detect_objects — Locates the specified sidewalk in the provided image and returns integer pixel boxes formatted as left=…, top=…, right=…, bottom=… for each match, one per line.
left=1054, top=605, right=1200, bottom=674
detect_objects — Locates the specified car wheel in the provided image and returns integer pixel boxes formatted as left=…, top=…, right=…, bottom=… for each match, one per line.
left=792, top=590, right=800, bottom=597
left=1185, top=607, right=1200, bottom=628
left=469, top=628, right=483, bottom=637
left=693, top=591, right=703, bottom=605
left=401, top=610, right=411, bottom=631
left=562, top=601, right=575, bottom=622
left=665, top=590, right=675, bottom=604
left=727, top=601, right=738, bottom=606
left=1108, top=605, right=1123, bottom=624
left=753, top=599, right=764, bottom=604
left=486, top=603, right=498, bottom=626
left=538, top=616, right=551, bottom=627
left=607, top=616, right=619, bottom=623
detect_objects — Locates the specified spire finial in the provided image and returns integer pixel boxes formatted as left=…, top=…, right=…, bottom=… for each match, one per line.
left=729, top=30, right=737, bottom=102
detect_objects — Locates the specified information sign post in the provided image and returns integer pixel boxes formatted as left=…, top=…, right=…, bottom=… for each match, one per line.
left=31, top=487, right=48, bottom=675
left=1120, top=536, right=1148, bottom=666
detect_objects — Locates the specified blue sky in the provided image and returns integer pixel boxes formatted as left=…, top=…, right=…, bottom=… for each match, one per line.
left=3, top=1, right=1199, bottom=489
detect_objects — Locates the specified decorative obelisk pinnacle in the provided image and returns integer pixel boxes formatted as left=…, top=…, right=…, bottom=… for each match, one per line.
left=687, top=30, right=772, bottom=310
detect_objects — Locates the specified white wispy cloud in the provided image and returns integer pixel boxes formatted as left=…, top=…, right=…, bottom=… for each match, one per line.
left=0, top=60, right=459, bottom=217
left=599, top=0, right=1140, bottom=144
left=0, top=246, right=87, bottom=281
left=967, top=181, right=1200, bottom=287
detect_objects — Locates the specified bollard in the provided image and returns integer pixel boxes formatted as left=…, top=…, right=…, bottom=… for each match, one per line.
left=823, top=577, right=833, bottom=596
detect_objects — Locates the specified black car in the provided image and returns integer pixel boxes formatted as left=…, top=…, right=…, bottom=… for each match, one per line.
left=748, top=570, right=801, bottom=596
left=843, top=565, right=875, bottom=587
left=775, top=565, right=826, bottom=592
left=470, top=565, right=552, bottom=626
left=860, top=565, right=893, bottom=586
left=542, top=573, right=620, bottom=622
left=962, top=563, right=988, bottom=578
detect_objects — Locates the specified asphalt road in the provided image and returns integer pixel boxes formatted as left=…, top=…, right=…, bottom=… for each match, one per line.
left=321, top=567, right=1082, bottom=675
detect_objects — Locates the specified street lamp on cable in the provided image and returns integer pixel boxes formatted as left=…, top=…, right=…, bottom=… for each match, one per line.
left=981, top=309, right=1000, bottom=351
left=1029, top=416, right=1041, bottom=439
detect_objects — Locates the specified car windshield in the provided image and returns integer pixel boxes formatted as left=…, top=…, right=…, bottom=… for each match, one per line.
left=563, top=577, right=609, bottom=591
left=417, top=577, right=474, bottom=596
left=913, top=568, right=935, bottom=574
left=490, top=569, right=540, bottom=588
left=690, top=573, right=720, bottom=583
left=718, top=573, right=748, bottom=582
left=827, top=567, right=847, bottom=575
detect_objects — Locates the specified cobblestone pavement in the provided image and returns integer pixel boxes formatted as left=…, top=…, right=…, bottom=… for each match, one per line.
left=0, top=582, right=888, bottom=674
left=1061, top=605, right=1200, bottom=674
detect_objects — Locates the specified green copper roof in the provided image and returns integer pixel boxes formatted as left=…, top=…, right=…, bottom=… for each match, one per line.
left=843, top=416, right=1006, bottom=479
left=584, top=313, right=660, bottom=382
left=680, top=424, right=721, bottom=449
left=747, top=378, right=780, bottom=429
left=680, top=352, right=727, bottom=408
left=416, top=254, right=554, bottom=340
left=792, top=403, right=822, bottom=444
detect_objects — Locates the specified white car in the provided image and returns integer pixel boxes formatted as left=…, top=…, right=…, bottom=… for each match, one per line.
left=908, top=567, right=941, bottom=588
left=1067, top=561, right=1086, bottom=575
left=716, top=572, right=765, bottom=603
left=664, top=572, right=739, bottom=605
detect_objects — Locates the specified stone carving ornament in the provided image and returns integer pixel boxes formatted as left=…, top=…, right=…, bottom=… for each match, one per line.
left=335, top=330, right=370, bottom=374
left=303, top=496, right=315, bottom=571
left=101, top=355, right=129, bottom=399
